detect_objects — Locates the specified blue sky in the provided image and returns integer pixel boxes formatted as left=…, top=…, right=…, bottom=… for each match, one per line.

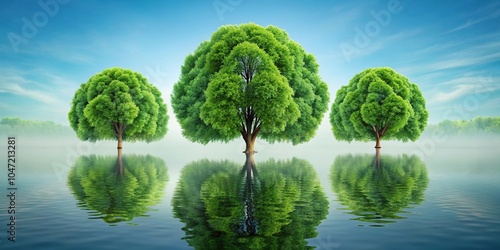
left=1, top=0, right=499, bottom=134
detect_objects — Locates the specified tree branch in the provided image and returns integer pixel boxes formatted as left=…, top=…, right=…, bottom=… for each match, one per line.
left=113, top=122, right=119, bottom=137
left=252, top=116, right=260, bottom=133
left=252, top=124, right=262, bottom=141
left=381, top=122, right=390, bottom=137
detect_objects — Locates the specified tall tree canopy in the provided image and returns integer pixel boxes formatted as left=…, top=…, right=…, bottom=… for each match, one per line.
left=171, top=23, right=329, bottom=153
left=330, top=153, right=428, bottom=225
left=330, top=67, right=428, bottom=148
left=68, top=67, right=168, bottom=152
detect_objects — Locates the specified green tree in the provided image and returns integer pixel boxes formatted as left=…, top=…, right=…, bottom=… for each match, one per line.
left=330, top=67, right=428, bottom=148
left=67, top=154, right=168, bottom=224
left=330, top=153, right=428, bottom=225
left=172, top=157, right=328, bottom=249
left=68, top=67, right=168, bottom=157
left=171, top=23, right=329, bottom=154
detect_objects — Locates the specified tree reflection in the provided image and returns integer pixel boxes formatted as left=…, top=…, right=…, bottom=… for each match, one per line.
left=330, top=153, right=428, bottom=225
left=67, top=155, right=168, bottom=224
left=172, top=156, right=328, bottom=249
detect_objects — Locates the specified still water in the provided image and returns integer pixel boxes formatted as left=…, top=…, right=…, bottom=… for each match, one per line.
left=0, top=137, right=499, bottom=249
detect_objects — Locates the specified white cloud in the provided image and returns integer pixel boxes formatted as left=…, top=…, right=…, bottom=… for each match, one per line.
left=400, top=41, right=500, bottom=75
left=430, top=84, right=476, bottom=103
left=344, top=29, right=421, bottom=62
left=0, top=83, right=58, bottom=104
left=0, top=68, right=64, bottom=104
left=429, top=73, right=500, bottom=104
left=447, top=6, right=500, bottom=33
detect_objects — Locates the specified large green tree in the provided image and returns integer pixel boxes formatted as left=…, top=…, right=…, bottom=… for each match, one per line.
left=330, top=67, right=428, bottom=148
left=68, top=67, right=168, bottom=157
left=171, top=23, right=329, bottom=154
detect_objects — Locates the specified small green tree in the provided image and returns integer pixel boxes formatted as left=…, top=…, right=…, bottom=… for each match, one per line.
left=330, top=67, right=428, bottom=148
left=68, top=68, right=168, bottom=156
left=171, top=23, right=329, bottom=154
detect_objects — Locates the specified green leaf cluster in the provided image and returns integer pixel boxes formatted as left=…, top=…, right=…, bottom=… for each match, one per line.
left=330, top=67, right=428, bottom=142
left=68, top=67, right=168, bottom=142
left=330, top=154, right=428, bottom=224
left=172, top=23, right=329, bottom=144
left=67, top=154, right=168, bottom=224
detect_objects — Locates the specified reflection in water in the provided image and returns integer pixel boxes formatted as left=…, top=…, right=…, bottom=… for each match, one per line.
left=67, top=155, right=168, bottom=225
left=172, top=156, right=328, bottom=249
left=330, top=153, right=428, bottom=226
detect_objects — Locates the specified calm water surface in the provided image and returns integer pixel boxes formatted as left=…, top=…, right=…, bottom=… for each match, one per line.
left=1, top=138, right=499, bottom=249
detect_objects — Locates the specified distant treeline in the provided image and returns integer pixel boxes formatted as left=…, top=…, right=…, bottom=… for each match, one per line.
left=424, top=116, right=500, bottom=136
left=0, top=117, right=73, bottom=136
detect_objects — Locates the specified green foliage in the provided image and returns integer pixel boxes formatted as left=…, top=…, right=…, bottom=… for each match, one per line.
left=68, top=67, right=168, bottom=143
left=330, top=154, right=428, bottom=225
left=0, top=117, right=73, bottom=136
left=67, top=154, right=168, bottom=224
left=424, top=116, right=500, bottom=136
left=172, top=158, right=328, bottom=249
left=330, top=67, right=428, bottom=143
left=172, top=23, right=329, bottom=145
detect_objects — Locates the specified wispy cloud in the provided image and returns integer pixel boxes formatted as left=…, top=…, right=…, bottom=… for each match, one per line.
left=427, top=51, right=500, bottom=71
left=0, top=68, right=64, bottom=104
left=430, top=84, right=476, bottom=103
left=446, top=5, right=500, bottom=33
left=400, top=40, right=500, bottom=75
left=429, top=73, right=500, bottom=104
left=0, top=83, right=58, bottom=104
left=345, top=29, right=421, bottom=61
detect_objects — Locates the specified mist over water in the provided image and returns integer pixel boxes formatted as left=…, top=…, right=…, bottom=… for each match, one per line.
left=0, top=133, right=499, bottom=249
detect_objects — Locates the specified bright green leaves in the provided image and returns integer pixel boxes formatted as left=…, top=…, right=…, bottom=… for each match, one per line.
left=69, top=67, right=168, bottom=143
left=201, top=73, right=243, bottom=139
left=330, top=67, right=428, bottom=143
left=172, top=23, right=329, bottom=146
left=249, top=72, right=300, bottom=133
left=201, top=41, right=300, bottom=138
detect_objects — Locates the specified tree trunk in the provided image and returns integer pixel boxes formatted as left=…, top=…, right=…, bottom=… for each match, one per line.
left=244, top=136, right=257, bottom=155
left=375, top=134, right=381, bottom=148
left=117, top=130, right=123, bottom=176
left=373, top=123, right=389, bottom=148
left=241, top=108, right=260, bottom=154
